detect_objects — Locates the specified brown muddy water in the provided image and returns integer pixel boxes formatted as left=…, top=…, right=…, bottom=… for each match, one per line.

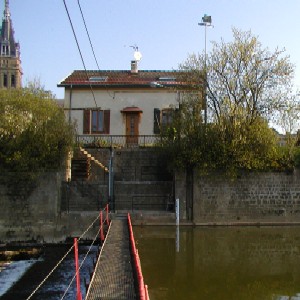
left=133, top=226, right=300, bottom=300
left=2, top=227, right=300, bottom=300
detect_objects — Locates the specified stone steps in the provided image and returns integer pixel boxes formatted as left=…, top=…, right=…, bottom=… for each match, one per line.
left=79, top=147, right=109, bottom=172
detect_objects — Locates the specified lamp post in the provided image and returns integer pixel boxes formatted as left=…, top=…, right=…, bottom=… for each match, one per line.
left=198, top=14, right=213, bottom=125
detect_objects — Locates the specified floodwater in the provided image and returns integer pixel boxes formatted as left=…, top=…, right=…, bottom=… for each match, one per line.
left=133, top=226, right=300, bottom=300
left=0, top=244, right=98, bottom=300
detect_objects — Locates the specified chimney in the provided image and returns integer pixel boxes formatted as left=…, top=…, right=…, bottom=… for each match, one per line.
left=131, top=60, right=138, bottom=74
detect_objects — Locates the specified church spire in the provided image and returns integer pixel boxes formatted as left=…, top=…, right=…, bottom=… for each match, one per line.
left=2, top=0, right=11, bottom=41
left=4, top=0, right=10, bottom=21
left=0, top=0, right=22, bottom=88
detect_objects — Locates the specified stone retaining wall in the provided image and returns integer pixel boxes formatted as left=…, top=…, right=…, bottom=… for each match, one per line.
left=175, top=169, right=300, bottom=223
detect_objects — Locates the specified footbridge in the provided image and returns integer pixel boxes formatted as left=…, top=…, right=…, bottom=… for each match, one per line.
left=85, top=214, right=149, bottom=300
left=25, top=205, right=149, bottom=300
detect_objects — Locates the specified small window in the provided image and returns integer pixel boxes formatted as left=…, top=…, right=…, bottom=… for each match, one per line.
left=3, top=74, right=7, bottom=87
left=161, top=108, right=174, bottom=130
left=83, top=109, right=110, bottom=134
left=89, top=76, right=108, bottom=82
left=92, top=110, right=104, bottom=132
left=153, top=108, right=175, bottom=134
left=2, top=45, right=9, bottom=55
left=11, top=74, right=15, bottom=87
left=158, top=77, right=176, bottom=82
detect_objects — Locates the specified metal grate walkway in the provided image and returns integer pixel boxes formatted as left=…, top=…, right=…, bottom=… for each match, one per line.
left=85, top=219, right=137, bottom=300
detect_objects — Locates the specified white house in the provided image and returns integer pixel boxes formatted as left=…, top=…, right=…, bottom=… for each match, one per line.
left=58, top=61, right=200, bottom=147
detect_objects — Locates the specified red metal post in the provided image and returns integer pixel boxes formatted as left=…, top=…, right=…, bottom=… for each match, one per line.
left=128, top=213, right=148, bottom=300
left=100, top=211, right=104, bottom=242
left=145, top=285, right=149, bottom=300
left=74, top=238, right=82, bottom=300
left=105, top=204, right=110, bottom=225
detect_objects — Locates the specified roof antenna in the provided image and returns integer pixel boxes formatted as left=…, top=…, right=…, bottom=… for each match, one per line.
left=130, top=45, right=142, bottom=61
left=129, top=45, right=142, bottom=74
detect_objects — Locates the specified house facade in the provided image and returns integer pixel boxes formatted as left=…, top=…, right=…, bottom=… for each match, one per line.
left=58, top=61, right=187, bottom=146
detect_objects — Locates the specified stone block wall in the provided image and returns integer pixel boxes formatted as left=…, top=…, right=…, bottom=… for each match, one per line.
left=0, top=172, right=104, bottom=242
left=61, top=181, right=108, bottom=211
left=175, top=169, right=300, bottom=223
left=113, top=148, right=174, bottom=211
left=0, top=172, right=62, bottom=242
left=114, top=181, right=173, bottom=211
left=113, top=148, right=172, bottom=181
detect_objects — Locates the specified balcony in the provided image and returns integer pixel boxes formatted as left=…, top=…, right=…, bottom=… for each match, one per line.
left=76, top=134, right=164, bottom=148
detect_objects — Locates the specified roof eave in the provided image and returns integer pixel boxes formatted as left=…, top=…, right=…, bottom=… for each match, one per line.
left=57, top=83, right=179, bottom=89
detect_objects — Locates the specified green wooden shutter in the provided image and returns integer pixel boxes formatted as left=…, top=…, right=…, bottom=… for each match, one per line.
left=153, top=108, right=161, bottom=134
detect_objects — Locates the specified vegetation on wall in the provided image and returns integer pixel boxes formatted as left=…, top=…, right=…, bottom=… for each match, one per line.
left=0, top=85, right=74, bottom=184
left=162, top=28, right=299, bottom=174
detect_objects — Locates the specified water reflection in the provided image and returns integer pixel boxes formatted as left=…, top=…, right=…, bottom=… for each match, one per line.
left=134, top=226, right=300, bottom=300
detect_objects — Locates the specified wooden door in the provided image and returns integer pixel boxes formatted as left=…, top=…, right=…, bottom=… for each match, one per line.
left=126, top=113, right=139, bottom=145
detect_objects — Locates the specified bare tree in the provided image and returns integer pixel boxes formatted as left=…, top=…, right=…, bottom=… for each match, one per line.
left=180, top=28, right=295, bottom=126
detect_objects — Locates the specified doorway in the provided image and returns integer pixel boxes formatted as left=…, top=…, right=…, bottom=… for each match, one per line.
left=125, top=113, right=139, bottom=145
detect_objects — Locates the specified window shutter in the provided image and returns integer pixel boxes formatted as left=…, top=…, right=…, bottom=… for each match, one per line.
left=83, top=110, right=90, bottom=134
left=104, top=110, right=110, bottom=134
left=153, top=108, right=161, bottom=134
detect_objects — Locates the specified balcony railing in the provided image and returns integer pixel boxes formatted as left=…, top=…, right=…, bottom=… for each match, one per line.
left=76, top=135, right=164, bottom=148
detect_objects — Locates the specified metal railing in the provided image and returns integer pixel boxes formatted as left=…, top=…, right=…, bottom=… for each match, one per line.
left=76, top=135, right=163, bottom=148
left=128, top=213, right=150, bottom=300
left=114, top=194, right=174, bottom=212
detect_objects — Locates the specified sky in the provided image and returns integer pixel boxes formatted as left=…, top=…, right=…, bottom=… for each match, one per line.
left=6, top=0, right=300, bottom=99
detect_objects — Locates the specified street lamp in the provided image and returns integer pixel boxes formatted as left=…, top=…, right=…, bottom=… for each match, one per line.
left=198, top=14, right=213, bottom=124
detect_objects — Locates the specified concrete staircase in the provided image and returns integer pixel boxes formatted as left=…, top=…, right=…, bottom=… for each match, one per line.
left=71, top=158, right=90, bottom=180
left=79, top=147, right=109, bottom=172
left=66, top=148, right=174, bottom=213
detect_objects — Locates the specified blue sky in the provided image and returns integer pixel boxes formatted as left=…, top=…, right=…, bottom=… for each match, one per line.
left=7, top=0, right=300, bottom=98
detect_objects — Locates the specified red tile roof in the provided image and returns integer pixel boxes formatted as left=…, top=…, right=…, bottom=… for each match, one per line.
left=58, top=70, right=183, bottom=88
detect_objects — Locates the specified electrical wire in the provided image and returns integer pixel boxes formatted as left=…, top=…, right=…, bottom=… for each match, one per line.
left=25, top=207, right=107, bottom=300
left=61, top=207, right=110, bottom=299
left=25, top=245, right=75, bottom=300
left=77, top=0, right=115, bottom=99
left=77, top=0, right=100, bottom=70
left=62, top=0, right=98, bottom=108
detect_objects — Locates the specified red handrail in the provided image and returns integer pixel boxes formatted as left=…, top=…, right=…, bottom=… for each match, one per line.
left=99, top=210, right=105, bottom=242
left=74, top=238, right=82, bottom=300
left=127, top=213, right=150, bottom=300
left=105, top=204, right=110, bottom=225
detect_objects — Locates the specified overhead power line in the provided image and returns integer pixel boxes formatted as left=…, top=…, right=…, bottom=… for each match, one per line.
left=62, top=0, right=97, bottom=108
left=77, top=0, right=100, bottom=70
left=77, top=0, right=115, bottom=99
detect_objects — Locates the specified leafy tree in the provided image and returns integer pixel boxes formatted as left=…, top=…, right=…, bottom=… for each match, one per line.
left=0, top=87, right=74, bottom=176
left=180, top=28, right=295, bottom=125
left=163, top=28, right=297, bottom=173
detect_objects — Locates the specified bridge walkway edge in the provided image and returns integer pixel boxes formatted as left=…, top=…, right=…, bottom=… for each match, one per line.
left=85, top=218, right=137, bottom=300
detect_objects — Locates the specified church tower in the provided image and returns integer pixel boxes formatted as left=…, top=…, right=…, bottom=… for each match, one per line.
left=0, top=0, right=22, bottom=88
